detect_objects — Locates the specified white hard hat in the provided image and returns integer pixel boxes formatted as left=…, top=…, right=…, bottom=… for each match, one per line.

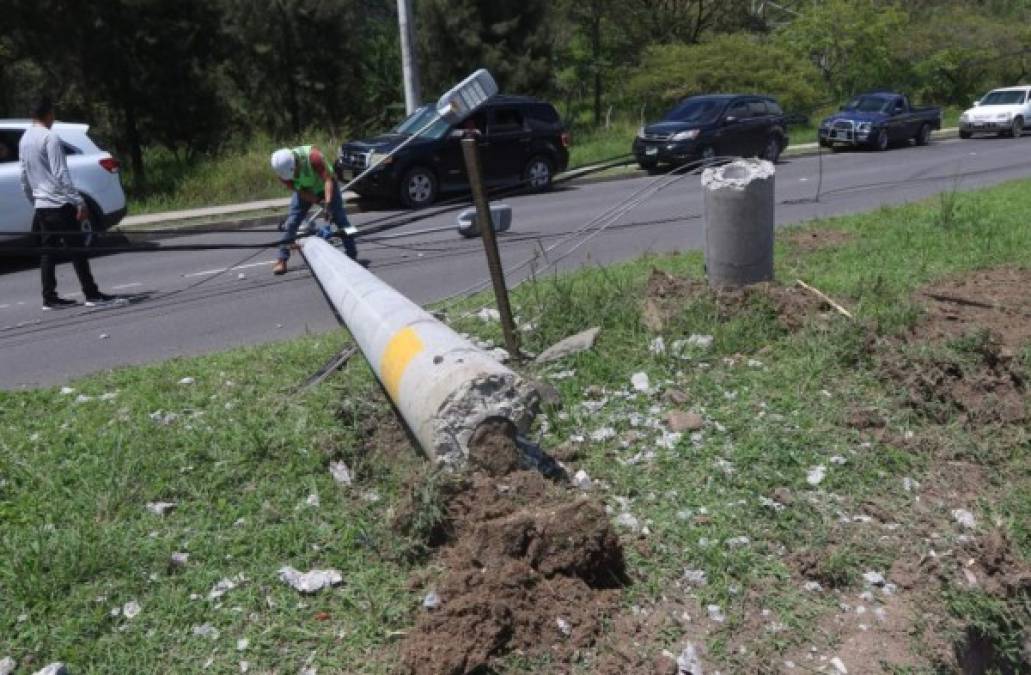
left=270, top=148, right=296, bottom=181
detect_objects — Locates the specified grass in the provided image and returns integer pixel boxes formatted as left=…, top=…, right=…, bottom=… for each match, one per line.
left=3, top=178, right=1029, bottom=672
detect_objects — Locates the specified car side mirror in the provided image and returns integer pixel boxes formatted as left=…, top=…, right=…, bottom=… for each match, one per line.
left=972, top=100, right=980, bottom=107
left=724, top=116, right=738, bottom=125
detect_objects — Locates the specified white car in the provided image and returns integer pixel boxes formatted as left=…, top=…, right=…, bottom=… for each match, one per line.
left=958, top=86, right=1031, bottom=138
left=0, top=120, right=127, bottom=238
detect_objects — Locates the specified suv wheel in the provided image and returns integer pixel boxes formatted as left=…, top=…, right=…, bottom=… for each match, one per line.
left=761, top=135, right=782, bottom=163
left=523, top=155, right=554, bottom=192
left=875, top=129, right=889, bottom=151
left=915, top=123, right=931, bottom=146
left=1010, top=116, right=1024, bottom=138
left=399, top=166, right=437, bottom=208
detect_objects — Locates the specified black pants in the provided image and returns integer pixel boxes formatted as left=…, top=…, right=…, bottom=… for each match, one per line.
left=35, top=205, right=99, bottom=301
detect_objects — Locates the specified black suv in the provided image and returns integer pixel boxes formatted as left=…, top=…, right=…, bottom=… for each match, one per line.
left=337, top=96, right=570, bottom=208
left=633, top=94, right=789, bottom=169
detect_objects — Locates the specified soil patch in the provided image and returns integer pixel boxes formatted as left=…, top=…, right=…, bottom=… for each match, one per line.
left=784, top=228, right=856, bottom=253
left=398, top=469, right=626, bottom=674
left=915, top=266, right=1031, bottom=353
left=641, top=268, right=833, bottom=333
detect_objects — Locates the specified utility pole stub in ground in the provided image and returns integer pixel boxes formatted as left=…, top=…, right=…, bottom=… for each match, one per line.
left=701, top=159, right=776, bottom=288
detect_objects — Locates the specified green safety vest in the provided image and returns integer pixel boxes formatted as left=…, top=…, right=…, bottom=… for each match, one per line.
left=290, top=145, right=328, bottom=196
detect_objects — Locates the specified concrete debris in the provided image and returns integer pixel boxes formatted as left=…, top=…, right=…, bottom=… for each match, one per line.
left=714, top=458, right=736, bottom=475
left=951, top=508, right=976, bottom=529
left=677, top=643, right=704, bottom=675
left=99, top=333, right=110, bottom=340
left=488, top=347, right=510, bottom=363
left=631, top=371, right=651, bottom=392
left=548, top=369, right=576, bottom=380
left=535, top=327, right=601, bottom=363
left=665, top=410, right=704, bottom=432
left=145, top=501, right=177, bottom=516
left=706, top=604, right=725, bottom=623
left=649, top=337, right=666, bottom=355
left=178, top=377, right=195, bottom=385
left=476, top=307, right=501, bottom=322
left=590, top=427, right=617, bottom=442
left=209, top=575, right=244, bottom=601
left=422, top=591, right=441, bottom=610
left=74, top=394, right=93, bottom=404
left=239, top=661, right=250, bottom=673
left=862, top=571, right=886, bottom=587
left=278, top=566, right=343, bottom=594
left=59, top=386, right=75, bottom=395
left=806, top=465, right=826, bottom=486
left=299, top=669, right=317, bottom=675
left=122, top=600, right=141, bottom=620
left=622, top=449, right=656, bottom=466
left=746, top=358, right=764, bottom=369
left=581, top=398, right=608, bottom=413
left=532, top=379, right=563, bottom=408
left=0, top=657, right=16, bottom=675
left=614, top=512, right=642, bottom=533
left=99, top=392, right=117, bottom=401
left=556, top=617, right=572, bottom=637
left=361, top=490, right=381, bottom=503
left=237, top=272, right=247, bottom=280
left=902, top=477, right=919, bottom=493
left=237, top=638, right=250, bottom=651
left=192, top=623, right=220, bottom=639
left=830, top=455, right=847, bottom=465
left=572, top=469, right=592, bottom=490
left=32, top=665, right=68, bottom=675
left=329, top=461, right=352, bottom=486
left=149, top=411, right=179, bottom=426
left=305, top=493, right=320, bottom=508
left=829, top=656, right=848, bottom=673
left=759, top=496, right=785, bottom=511
left=803, top=581, right=823, bottom=592
left=726, top=536, right=750, bottom=548
left=686, top=334, right=714, bottom=349
left=655, top=431, right=683, bottom=450
left=682, top=569, right=707, bottom=587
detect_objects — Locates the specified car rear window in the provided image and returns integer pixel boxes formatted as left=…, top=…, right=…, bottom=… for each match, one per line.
left=766, top=100, right=783, bottom=115
left=490, top=108, right=525, bottom=133
left=526, top=104, right=560, bottom=126
left=748, top=100, right=768, bottom=116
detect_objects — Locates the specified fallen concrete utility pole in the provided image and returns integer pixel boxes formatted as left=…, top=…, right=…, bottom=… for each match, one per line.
left=299, top=237, right=539, bottom=466
left=701, top=158, right=775, bottom=288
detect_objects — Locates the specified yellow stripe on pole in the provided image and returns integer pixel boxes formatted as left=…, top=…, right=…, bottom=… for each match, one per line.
left=380, top=327, right=425, bottom=400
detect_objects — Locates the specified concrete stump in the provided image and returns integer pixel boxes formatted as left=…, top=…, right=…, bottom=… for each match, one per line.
left=701, top=159, right=775, bottom=288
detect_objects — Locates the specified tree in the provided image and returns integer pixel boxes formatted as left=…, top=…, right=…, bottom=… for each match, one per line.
left=416, top=0, right=554, bottom=97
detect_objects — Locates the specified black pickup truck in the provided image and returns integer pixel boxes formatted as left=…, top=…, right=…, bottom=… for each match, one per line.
left=819, top=92, right=941, bottom=151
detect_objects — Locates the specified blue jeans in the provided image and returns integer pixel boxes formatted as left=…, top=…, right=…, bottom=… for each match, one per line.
left=278, top=184, right=357, bottom=261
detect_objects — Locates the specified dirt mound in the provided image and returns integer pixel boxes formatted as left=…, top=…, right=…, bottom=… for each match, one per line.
left=399, top=470, right=626, bottom=674
left=964, top=529, right=1031, bottom=598
left=784, top=228, right=856, bottom=253
left=878, top=336, right=1026, bottom=425
left=641, top=268, right=833, bottom=333
left=915, top=266, right=1031, bottom=352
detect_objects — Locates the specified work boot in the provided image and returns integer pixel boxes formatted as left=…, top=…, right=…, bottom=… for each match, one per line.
left=272, top=260, right=287, bottom=276
left=42, top=297, right=77, bottom=310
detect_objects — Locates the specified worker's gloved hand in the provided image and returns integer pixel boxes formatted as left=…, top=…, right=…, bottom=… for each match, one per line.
left=317, top=225, right=334, bottom=240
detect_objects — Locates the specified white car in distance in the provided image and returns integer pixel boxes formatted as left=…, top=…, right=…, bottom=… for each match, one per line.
left=959, top=86, right=1031, bottom=139
left=0, top=120, right=127, bottom=240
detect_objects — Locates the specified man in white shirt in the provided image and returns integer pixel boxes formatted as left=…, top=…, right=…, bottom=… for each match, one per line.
left=20, top=95, right=114, bottom=309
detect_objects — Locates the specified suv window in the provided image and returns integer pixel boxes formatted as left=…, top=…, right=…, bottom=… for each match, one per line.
left=727, top=101, right=750, bottom=119
left=525, top=103, right=559, bottom=127
left=748, top=100, right=768, bottom=116
left=766, top=100, right=784, bottom=116
left=489, top=108, right=525, bottom=134
left=0, top=130, right=22, bottom=163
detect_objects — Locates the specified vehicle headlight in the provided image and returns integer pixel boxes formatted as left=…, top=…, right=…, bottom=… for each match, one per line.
left=996, top=112, right=1012, bottom=121
left=637, top=126, right=646, bottom=138
left=820, top=119, right=832, bottom=128
left=959, top=112, right=969, bottom=123
left=856, top=122, right=872, bottom=132
left=368, top=151, right=394, bottom=168
left=670, top=129, right=700, bottom=141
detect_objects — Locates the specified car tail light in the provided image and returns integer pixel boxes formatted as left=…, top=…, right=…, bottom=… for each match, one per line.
left=99, top=157, right=120, bottom=173
left=561, top=131, right=571, bottom=148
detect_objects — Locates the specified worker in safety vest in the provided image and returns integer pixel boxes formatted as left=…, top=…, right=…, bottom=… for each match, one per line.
left=269, top=145, right=357, bottom=275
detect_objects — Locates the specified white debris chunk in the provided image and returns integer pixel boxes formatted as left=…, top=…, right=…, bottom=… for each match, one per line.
left=803, top=581, right=823, bottom=592
left=99, top=392, right=117, bottom=401
left=902, top=477, right=919, bottom=493
left=631, top=371, right=651, bottom=392
left=192, top=623, right=220, bottom=639
left=707, top=604, right=725, bottom=623
left=209, top=575, right=244, bottom=600
left=830, top=656, right=848, bottom=673
left=75, top=394, right=93, bottom=404
left=329, top=461, right=352, bottom=486
left=862, top=571, right=886, bottom=587
left=686, top=334, right=714, bottom=349
left=590, top=427, right=616, bottom=442
left=614, top=512, right=641, bottom=533
left=806, top=465, right=826, bottom=486
left=535, top=327, right=601, bottom=363
left=830, top=455, right=847, bottom=465
left=682, top=569, right=707, bottom=587
left=476, top=307, right=500, bottom=322
left=0, top=658, right=14, bottom=675
left=123, top=600, right=142, bottom=619
left=549, top=369, right=576, bottom=380
left=649, top=337, right=666, bottom=355
left=759, top=496, right=785, bottom=511
left=746, top=358, right=764, bottom=369
left=556, top=617, right=572, bottom=637
left=278, top=566, right=343, bottom=594
left=99, top=333, right=110, bottom=340
left=32, top=664, right=68, bottom=675
left=237, top=638, right=250, bottom=651
left=178, top=377, right=195, bottom=385
left=677, top=643, right=704, bottom=675
left=572, top=469, right=592, bottom=490
left=952, top=508, right=976, bottom=529
left=59, top=386, right=75, bottom=395
left=726, top=536, right=750, bottom=548
left=422, top=591, right=441, bottom=610
left=305, top=493, right=320, bottom=508
left=146, top=501, right=177, bottom=516
left=239, top=661, right=250, bottom=673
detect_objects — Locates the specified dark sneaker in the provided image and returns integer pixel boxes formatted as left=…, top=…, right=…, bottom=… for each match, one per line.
left=42, top=297, right=78, bottom=310
left=84, top=293, right=118, bottom=307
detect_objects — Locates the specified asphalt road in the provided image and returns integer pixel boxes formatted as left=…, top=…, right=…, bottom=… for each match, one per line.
left=3, top=134, right=1030, bottom=389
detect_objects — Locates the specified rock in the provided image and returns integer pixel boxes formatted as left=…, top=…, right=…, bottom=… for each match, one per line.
left=726, top=536, right=750, bottom=548
left=555, top=617, right=572, bottom=637
left=237, top=638, right=249, bottom=651
left=531, top=380, right=563, bottom=408
left=305, top=493, right=320, bottom=508
left=902, top=477, right=919, bottom=493
left=677, top=643, right=705, bottom=675
left=192, top=623, right=220, bottom=639
left=239, top=661, right=250, bottom=673
left=663, top=388, right=690, bottom=405
left=329, top=461, right=352, bottom=486
left=951, top=508, right=976, bottom=529
left=422, top=591, right=441, bottom=610
left=209, top=575, right=243, bottom=600
left=829, top=656, right=848, bottom=673
left=649, top=337, right=667, bottom=355
left=706, top=604, right=725, bottom=623
left=32, top=665, right=68, bottom=675
left=278, top=566, right=343, bottom=594
left=590, top=427, right=616, bottom=442
left=614, top=512, right=641, bottom=533
left=145, top=501, right=177, bottom=516
left=830, top=455, right=847, bottom=465
left=631, top=371, right=651, bottom=392
left=74, top=394, right=93, bottom=404
left=59, top=386, right=75, bottom=395
left=803, top=581, right=823, bottom=592
left=862, top=571, right=886, bottom=587
left=0, top=657, right=16, bottom=675
left=476, top=307, right=500, bottom=322
left=535, top=327, right=601, bottom=363
left=122, top=600, right=141, bottom=619
left=572, top=469, right=592, bottom=490
left=686, top=334, right=714, bottom=350
left=169, top=552, right=189, bottom=569
left=682, top=569, right=707, bottom=587
left=665, top=410, right=703, bottom=433
left=178, top=377, right=195, bottom=385
left=806, top=465, right=826, bottom=486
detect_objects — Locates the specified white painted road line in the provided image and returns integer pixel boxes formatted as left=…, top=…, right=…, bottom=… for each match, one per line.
left=111, top=282, right=143, bottom=290
left=183, top=260, right=276, bottom=278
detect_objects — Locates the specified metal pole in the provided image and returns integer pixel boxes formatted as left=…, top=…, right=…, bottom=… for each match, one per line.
left=460, top=137, right=521, bottom=358
left=397, top=0, right=421, bottom=115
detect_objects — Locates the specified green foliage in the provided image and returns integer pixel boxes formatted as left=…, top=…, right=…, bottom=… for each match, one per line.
left=626, top=34, right=824, bottom=115
left=416, top=0, right=554, bottom=96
